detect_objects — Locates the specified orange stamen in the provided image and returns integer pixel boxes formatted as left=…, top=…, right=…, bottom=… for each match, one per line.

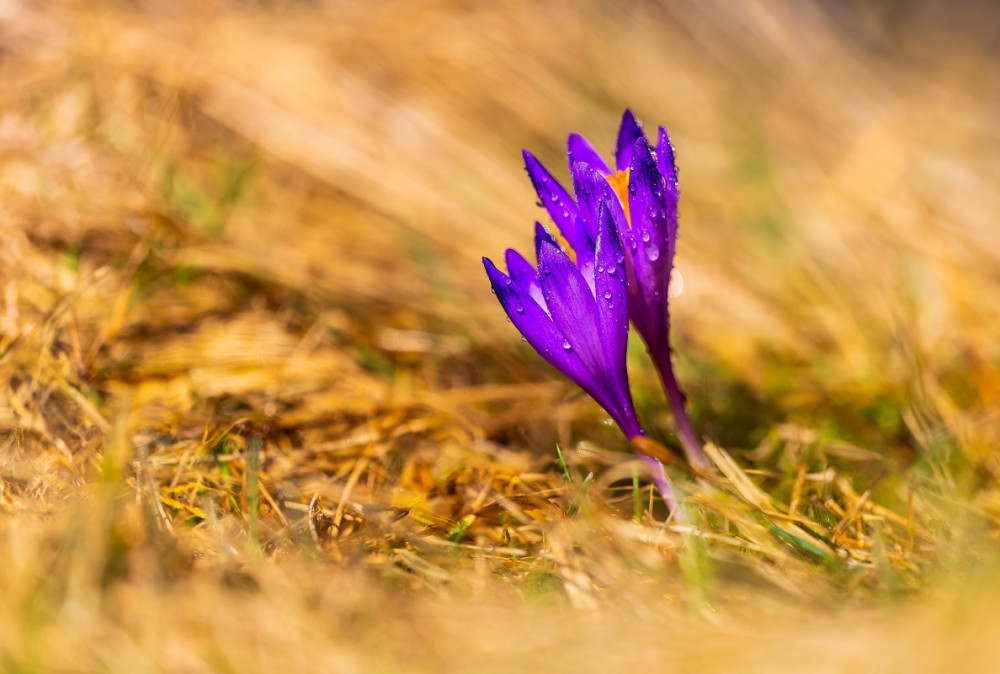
left=605, top=169, right=631, bottom=224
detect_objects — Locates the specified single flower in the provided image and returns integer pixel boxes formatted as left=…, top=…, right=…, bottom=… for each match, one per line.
left=522, top=110, right=706, bottom=468
left=483, top=204, right=675, bottom=504
left=483, top=206, right=638, bottom=438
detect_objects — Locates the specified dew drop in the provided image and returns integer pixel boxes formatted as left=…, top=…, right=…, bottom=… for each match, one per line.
left=515, top=303, right=525, bottom=315
left=562, top=339, right=573, bottom=352
left=641, top=231, right=650, bottom=243
left=603, top=292, right=612, bottom=300
left=670, top=267, right=685, bottom=298
left=607, top=266, right=617, bottom=275
left=628, top=182, right=637, bottom=195
left=646, top=246, right=660, bottom=262
left=521, top=336, right=527, bottom=342
left=542, top=264, right=552, bottom=276
left=646, top=205, right=660, bottom=219
left=615, top=252, right=624, bottom=265
left=597, top=265, right=605, bottom=273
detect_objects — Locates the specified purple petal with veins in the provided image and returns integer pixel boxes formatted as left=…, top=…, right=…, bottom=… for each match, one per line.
left=567, top=132, right=611, bottom=176
left=523, top=150, right=582, bottom=252
left=615, top=109, right=648, bottom=172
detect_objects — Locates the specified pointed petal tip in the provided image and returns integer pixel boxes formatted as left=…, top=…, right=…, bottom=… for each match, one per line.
left=628, top=134, right=658, bottom=180
left=522, top=149, right=543, bottom=176
left=567, top=132, right=611, bottom=175
left=504, top=247, right=535, bottom=276
left=656, top=126, right=679, bottom=182
left=534, top=221, right=554, bottom=241
left=595, top=200, right=624, bottom=257
left=616, top=109, right=648, bottom=172
left=482, top=255, right=507, bottom=281
left=523, top=149, right=551, bottom=178
left=633, top=132, right=653, bottom=154
left=656, top=126, right=676, bottom=158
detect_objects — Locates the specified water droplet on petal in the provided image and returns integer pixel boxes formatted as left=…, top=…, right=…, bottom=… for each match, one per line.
left=646, top=205, right=660, bottom=219
left=604, top=292, right=612, bottom=300
left=646, top=246, right=660, bottom=262
left=515, top=303, right=525, bottom=315
left=641, top=231, right=650, bottom=243
left=615, top=252, right=624, bottom=264
left=670, top=267, right=685, bottom=298
left=521, top=336, right=527, bottom=342
left=542, top=264, right=551, bottom=275
left=607, top=266, right=617, bottom=275
left=562, top=339, right=573, bottom=352
left=597, top=265, right=605, bottom=273
left=628, top=182, right=637, bottom=195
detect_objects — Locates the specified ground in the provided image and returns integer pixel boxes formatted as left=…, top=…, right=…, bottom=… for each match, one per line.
left=1, top=1, right=1000, bottom=671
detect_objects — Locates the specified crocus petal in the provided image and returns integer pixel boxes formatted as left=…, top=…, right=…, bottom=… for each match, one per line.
left=483, top=256, right=595, bottom=392
left=535, top=234, right=606, bottom=381
left=523, top=150, right=582, bottom=250
left=593, top=203, right=629, bottom=366
left=625, top=135, right=675, bottom=350
left=615, top=109, right=648, bottom=172
left=567, top=132, right=611, bottom=176
left=656, top=125, right=679, bottom=205
left=534, top=221, right=559, bottom=259
left=593, top=203, right=641, bottom=437
left=505, top=247, right=546, bottom=315
left=570, top=161, right=626, bottom=248
left=628, top=135, right=675, bottom=271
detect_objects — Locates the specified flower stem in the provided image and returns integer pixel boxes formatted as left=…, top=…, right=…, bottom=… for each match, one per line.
left=648, top=340, right=707, bottom=469
left=636, top=451, right=676, bottom=512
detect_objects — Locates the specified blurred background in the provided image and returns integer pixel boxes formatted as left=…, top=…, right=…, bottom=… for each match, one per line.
left=2, top=0, right=996, bottom=438
left=1, top=0, right=1000, bottom=670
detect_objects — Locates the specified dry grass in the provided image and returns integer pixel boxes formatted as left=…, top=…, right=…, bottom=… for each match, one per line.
left=1, top=0, right=999, bottom=670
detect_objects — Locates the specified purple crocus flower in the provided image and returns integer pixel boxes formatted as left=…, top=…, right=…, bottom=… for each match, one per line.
left=483, top=205, right=675, bottom=505
left=522, top=110, right=707, bottom=469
